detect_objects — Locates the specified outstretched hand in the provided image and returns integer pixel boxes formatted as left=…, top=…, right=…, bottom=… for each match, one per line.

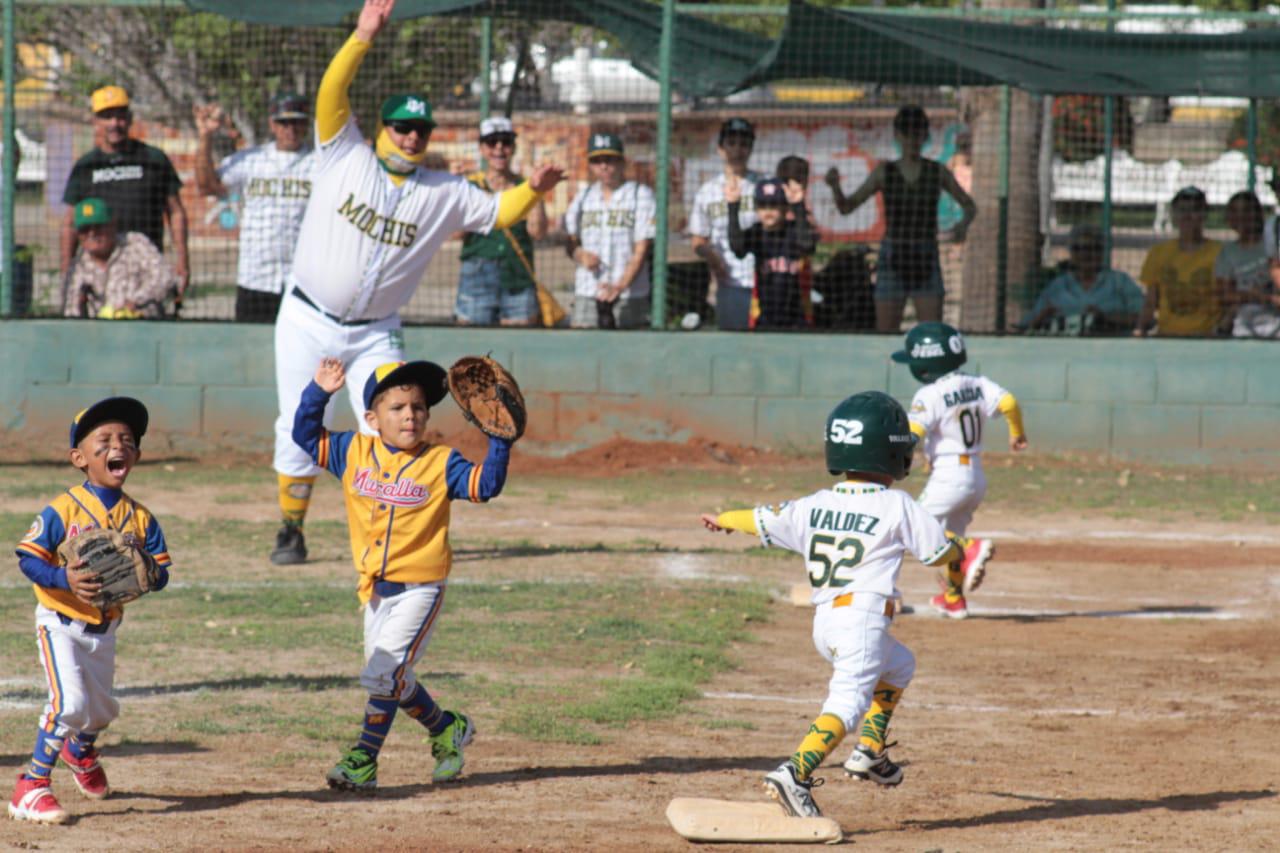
left=783, top=179, right=806, bottom=205
left=528, top=163, right=565, bottom=194
left=700, top=513, right=731, bottom=534
left=315, top=356, right=347, bottom=393
left=355, top=0, right=395, bottom=42
left=824, top=166, right=842, bottom=188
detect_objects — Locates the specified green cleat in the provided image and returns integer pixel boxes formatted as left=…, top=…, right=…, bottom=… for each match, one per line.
left=326, top=746, right=377, bottom=792
left=429, top=712, right=475, bottom=782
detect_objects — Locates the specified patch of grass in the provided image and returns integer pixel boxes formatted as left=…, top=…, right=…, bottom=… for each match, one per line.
left=500, top=705, right=604, bottom=745
left=702, top=718, right=757, bottom=731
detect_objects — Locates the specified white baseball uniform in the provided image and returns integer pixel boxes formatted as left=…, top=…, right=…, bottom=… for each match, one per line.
left=753, top=482, right=952, bottom=729
left=274, top=115, right=499, bottom=477
left=909, top=371, right=1011, bottom=535
left=217, top=142, right=315, bottom=295
left=564, top=180, right=657, bottom=300
left=688, top=171, right=762, bottom=290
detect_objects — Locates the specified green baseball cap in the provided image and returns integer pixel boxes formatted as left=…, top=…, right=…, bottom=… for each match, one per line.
left=588, top=132, right=624, bottom=159
left=73, top=197, right=112, bottom=229
left=380, top=94, right=435, bottom=126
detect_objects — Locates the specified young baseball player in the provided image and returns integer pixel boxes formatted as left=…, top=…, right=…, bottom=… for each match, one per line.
left=891, top=321, right=1028, bottom=619
left=10, top=397, right=172, bottom=824
left=564, top=132, right=657, bottom=329
left=293, top=357, right=513, bottom=791
left=726, top=176, right=816, bottom=329
left=701, top=391, right=991, bottom=817
left=267, top=0, right=562, bottom=566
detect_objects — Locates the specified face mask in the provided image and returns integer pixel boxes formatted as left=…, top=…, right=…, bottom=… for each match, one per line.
left=375, top=127, right=427, bottom=174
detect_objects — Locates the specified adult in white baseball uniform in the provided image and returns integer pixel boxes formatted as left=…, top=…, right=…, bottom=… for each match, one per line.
left=194, top=92, right=316, bottom=323
left=268, top=0, right=562, bottom=564
left=701, top=392, right=989, bottom=818
left=689, top=117, right=761, bottom=331
left=891, top=322, right=1027, bottom=619
left=564, top=133, right=656, bottom=329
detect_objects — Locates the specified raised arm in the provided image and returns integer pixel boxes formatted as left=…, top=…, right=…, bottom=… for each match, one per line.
left=316, top=0, right=394, bottom=144
left=825, top=163, right=883, bottom=216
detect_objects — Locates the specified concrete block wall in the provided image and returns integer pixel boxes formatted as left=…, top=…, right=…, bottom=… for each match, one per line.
left=1, top=321, right=1277, bottom=467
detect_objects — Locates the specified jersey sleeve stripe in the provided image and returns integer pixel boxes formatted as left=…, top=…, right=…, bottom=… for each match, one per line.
left=468, top=465, right=482, bottom=502
left=317, top=429, right=330, bottom=468
left=151, top=550, right=172, bottom=566
left=17, top=541, right=55, bottom=563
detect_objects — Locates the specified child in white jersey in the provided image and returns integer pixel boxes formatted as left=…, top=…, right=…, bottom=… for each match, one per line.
left=891, top=321, right=1029, bottom=618
left=701, top=391, right=993, bottom=818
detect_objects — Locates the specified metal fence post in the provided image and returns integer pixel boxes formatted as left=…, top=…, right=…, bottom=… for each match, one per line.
left=996, top=85, right=1010, bottom=333
left=479, top=17, right=492, bottom=120
left=651, top=0, right=675, bottom=329
left=2, top=0, right=15, bottom=316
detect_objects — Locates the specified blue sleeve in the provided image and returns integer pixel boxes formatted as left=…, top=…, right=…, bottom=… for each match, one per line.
left=444, top=437, right=512, bottom=502
left=18, top=553, right=68, bottom=590
left=144, top=516, right=171, bottom=592
left=292, top=381, right=357, bottom=478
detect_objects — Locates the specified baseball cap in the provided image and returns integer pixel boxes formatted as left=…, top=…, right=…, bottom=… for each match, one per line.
left=90, top=85, right=130, bottom=114
left=718, top=117, right=755, bottom=142
left=380, top=94, right=435, bottom=126
left=73, top=197, right=112, bottom=229
left=1172, top=185, right=1208, bottom=209
left=70, top=397, right=149, bottom=449
left=753, top=178, right=787, bottom=206
left=587, top=132, right=624, bottom=159
left=480, top=116, right=515, bottom=139
left=363, top=361, right=448, bottom=410
left=269, top=91, right=309, bottom=121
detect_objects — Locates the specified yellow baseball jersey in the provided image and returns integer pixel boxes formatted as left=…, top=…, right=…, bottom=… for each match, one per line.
left=15, top=483, right=172, bottom=625
left=1139, top=239, right=1222, bottom=337
left=293, top=381, right=511, bottom=603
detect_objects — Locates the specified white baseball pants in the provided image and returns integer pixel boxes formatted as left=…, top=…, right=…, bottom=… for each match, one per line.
left=917, top=457, right=988, bottom=536
left=812, top=594, right=916, bottom=732
left=273, top=293, right=405, bottom=477
left=360, top=583, right=447, bottom=700
left=33, top=605, right=120, bottom=738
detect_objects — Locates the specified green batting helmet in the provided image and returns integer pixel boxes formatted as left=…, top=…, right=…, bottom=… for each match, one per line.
left=891, top=322, right=967, bottom=383
left=824, top=391, right=917, bottom=480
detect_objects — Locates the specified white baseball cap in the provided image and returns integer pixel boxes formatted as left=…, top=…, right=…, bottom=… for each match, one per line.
left=479, top=116, right=515, bottom=138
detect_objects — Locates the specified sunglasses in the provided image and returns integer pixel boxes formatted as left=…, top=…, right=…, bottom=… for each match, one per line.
left=387, top=120, right=432, bottom=137
left=94, top=108, right=131, bottom=122
left=481, top=134, right=516, bottom=147
left=274, top=118, right=308, bottom=127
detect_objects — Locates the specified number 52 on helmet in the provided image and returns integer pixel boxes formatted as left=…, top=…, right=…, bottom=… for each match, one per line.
left=824, top=391, right=917, bottom=480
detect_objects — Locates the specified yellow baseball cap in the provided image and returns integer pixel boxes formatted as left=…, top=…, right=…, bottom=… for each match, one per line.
left=91, top=85, right=130, bottom=114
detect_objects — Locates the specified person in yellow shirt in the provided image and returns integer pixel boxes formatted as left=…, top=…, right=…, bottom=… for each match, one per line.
left=1135, top=186, right=1223, bottom=337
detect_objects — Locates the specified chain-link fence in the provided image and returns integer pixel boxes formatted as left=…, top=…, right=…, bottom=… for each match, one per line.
left=5, top=2, right=1279, bottom=338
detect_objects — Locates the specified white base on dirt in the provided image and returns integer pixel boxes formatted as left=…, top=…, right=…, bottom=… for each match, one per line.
left=666, top=797, right=842, bottom=844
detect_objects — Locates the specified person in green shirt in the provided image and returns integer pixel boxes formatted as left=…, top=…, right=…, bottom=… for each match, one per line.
left=455, top=116, right=547, bottom=326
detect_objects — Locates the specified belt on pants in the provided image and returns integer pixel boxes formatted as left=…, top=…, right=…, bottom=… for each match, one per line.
left=57, top=613, right=113, bottom=634
left=291, top=287, right=378, bottom=327
left=374, top=580, right=407, bottom=598
left=832, top=592, right=895, bottom=618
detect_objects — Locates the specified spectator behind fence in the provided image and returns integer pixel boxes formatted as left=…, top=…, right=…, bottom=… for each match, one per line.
left=455, top=116, right=545, bottom=327
left=1135, top=186, right=1222, bottom=337
left=825, top=105, right=977, bottom=332
left=61, top=86, right=188, bottom=309
left=1022, top=224, right=1144, bottom=335
left=63, top=197, right=177, bottom=319
left=689, top=117, right=763, bottom=330
left=194, top=93, right=316, bottom=323
left=564, top=133, right=656, bottom=329
left=727, top=177, right=816, bottom=330
left=1218, top=190, right=1280, bottom=338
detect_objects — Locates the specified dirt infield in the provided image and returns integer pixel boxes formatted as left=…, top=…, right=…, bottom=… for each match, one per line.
left=0, top=450, right=1277, bottom=851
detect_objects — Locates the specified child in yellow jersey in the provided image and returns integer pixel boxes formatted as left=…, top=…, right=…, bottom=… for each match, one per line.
left=701, top=392, right=980, bottom=819
left=293, top=356, right=513, bottom=791
left=11, top=397, right=172, bottom=824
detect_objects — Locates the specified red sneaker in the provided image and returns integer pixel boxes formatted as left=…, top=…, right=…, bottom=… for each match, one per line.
left=60, top=743, right=110, bottom=800
left=958, top=538, right=994, bottom=595
left=8, top=774, right=68, bottom=824
left=930, top=593, right=969, bottom=620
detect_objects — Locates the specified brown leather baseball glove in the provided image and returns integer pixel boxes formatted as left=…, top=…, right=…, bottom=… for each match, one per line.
left=58, top=527, right=161, bottom=611
left=447, top=355, right=527, bottom=441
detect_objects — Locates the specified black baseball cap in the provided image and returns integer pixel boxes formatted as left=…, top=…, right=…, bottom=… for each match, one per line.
left=754, top=178, right=787, bottom=206
left=719, top=117, right=755, bottom=142
left=69, top=397, right=149, bottom=449
left=269, top=91, right=309, bottom=121
left=362, top=361, right=448, bottom=410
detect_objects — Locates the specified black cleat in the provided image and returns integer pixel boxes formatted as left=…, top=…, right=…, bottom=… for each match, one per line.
left=270, top=525, right=307, bottom=565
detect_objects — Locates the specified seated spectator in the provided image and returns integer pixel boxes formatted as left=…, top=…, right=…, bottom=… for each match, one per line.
left=1217, top=190, right=1280, bottom=338
left=1135, top=186, right=1222, bottom=337
left=727, top=176, right=816, bottom=329
left=1023, top=224, right=1144, bottom=335
left=63, top=198, right=177, bottom=319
